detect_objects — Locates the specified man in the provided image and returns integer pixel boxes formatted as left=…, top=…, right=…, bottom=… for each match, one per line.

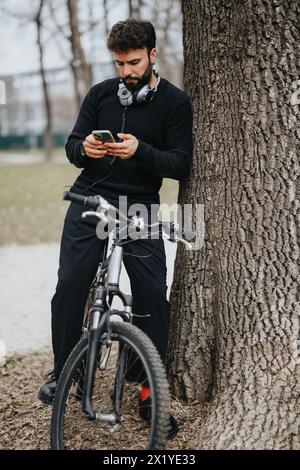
left=38, top=19, right=192, bottom=439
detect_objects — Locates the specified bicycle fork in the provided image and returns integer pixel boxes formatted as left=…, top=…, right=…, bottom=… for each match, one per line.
left=82, top=246, right=124, bottom=423
left=82, top=310, right=108, bottom=421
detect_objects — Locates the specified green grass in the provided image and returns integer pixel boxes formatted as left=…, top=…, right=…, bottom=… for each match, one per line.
left=0, top=162, right=79, bottom=245
left=0, top=159, right=178, bottom=246
left=4, top=355, right=24, bottom=365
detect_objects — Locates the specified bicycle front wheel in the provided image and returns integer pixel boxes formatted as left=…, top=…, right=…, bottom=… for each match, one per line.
left=50, top=321, right=170, bottom=450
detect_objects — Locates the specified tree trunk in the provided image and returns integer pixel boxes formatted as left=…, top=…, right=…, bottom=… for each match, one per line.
left=167, top=0, right=300, bottom=449
left=48, top=0, right=82, bottom=109
left=35, top=0, right=53, bottom=161
left=67, top=0, right=92, bottom=101
left=149, top=0, right=184, bottom=87
left=128, top=0, right=143, bottom=18
left=103, top=0, right=118, bottom=74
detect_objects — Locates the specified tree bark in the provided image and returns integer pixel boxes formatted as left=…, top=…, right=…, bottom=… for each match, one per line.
left=167, top=0, right=300, bottom=449
left=35, top=0, right=53, bottom=161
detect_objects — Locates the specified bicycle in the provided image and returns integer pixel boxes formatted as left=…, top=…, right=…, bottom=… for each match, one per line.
left=50, top=191, right=196, bottom=450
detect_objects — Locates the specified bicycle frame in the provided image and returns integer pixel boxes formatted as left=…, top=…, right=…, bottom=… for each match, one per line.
left=61, top=191, right=196, bottom=423
left=81, top=226, right=134, bottom=421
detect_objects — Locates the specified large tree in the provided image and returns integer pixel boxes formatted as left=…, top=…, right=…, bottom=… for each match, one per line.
left=167, top=0, right=299, bottom=449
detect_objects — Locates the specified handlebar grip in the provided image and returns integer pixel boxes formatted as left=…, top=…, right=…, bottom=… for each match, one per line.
left=63, top=191, right=99, bottom=210
left=63, top=191, right=85, bottom=204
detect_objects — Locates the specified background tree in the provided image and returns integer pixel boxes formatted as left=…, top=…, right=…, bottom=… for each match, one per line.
left=148, top=0, right=183, bottom=86
left=0, top=0, right=56, bottom=158
left=35, top=0, right=54, bottom=161
left=66, top=0, right=92, bottom=101
left=49, top=0, right=102, bottom=107
left=134, top=0, right=184, bottom=87
left=48, top=0, right=82, bottom=107
left=167, top=0, right=300, bottom=449
left=128, top=0, right=143, bottom=19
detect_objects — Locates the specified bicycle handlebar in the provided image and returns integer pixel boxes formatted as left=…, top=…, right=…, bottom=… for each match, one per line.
left=63, top=191, right=197, bottom=244
left=63, top=191, right=101, bottom=210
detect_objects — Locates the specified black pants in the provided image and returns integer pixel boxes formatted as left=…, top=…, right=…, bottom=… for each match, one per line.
left=51, top=201, right=170, bottom=377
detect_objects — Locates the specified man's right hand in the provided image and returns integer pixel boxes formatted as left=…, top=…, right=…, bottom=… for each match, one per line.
left=82, top=134, right=108, bottom=158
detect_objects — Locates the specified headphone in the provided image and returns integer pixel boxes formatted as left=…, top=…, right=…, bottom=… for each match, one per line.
left=118, top=72, right=161, bottom=106
left=80, top=73, right=160, bottom=194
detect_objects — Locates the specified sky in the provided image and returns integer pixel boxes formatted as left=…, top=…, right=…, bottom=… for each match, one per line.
left=0, top=0, right=128, bottom=77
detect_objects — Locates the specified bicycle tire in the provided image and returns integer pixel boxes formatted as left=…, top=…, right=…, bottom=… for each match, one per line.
left=50, top=321, right=170, bottom=450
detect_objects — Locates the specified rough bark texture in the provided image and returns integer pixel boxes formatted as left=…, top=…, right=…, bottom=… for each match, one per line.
left=167, top=0, right=300, bottom=449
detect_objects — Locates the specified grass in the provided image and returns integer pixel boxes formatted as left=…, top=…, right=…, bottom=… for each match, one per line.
left=0, top=155, right=178, bottom=246
left=0, top=162, right=79, bottom=245
left=3, top=355, right=24, bottom=366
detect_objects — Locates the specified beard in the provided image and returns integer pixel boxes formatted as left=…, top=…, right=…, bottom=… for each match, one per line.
left=122, top=61, right=153, bottom=92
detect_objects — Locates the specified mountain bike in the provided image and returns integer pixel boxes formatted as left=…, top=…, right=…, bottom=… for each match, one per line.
left=50, top=191, right=195, bottom=450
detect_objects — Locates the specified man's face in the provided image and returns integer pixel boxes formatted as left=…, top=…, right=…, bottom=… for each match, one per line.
left=114, top=47, right=156, bottom=91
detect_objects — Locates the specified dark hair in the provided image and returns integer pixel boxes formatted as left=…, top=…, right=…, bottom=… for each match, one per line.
left=107, top=18, right=156, bottom=55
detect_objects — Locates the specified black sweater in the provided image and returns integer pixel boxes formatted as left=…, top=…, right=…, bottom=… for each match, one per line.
left=66, top=77, right=193, bottom=203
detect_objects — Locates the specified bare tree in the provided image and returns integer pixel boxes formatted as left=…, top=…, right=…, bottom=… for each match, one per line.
left=48, top=0, right=82, bottom=108
left=0, top=1, right=56, bottom=156
left=35, top=0, right=53, bottom=161
left=167, top=0, right=300, bottom=449
left=67, top=0, right=92, bottom=103
left=103, top=0, right=110, bottom=37
left=48, top=0, right=93, bottom=107
left=102, top=0, right=118, bottom=73
left=134, top=0, right=183, bottom=87
left=49, top=0, right=115, bottom=107
left=128, top=0, right=144, bottom=18
left=149, top=0, right=183, bottom=86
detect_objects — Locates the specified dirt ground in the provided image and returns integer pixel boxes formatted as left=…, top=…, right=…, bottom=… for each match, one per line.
left=0, top=159, right=197, bottom=450
left=0, top=349, right=202, bottom=450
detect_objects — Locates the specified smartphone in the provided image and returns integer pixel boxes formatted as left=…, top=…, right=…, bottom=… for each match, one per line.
left=92, top=130, right=116, bottom=143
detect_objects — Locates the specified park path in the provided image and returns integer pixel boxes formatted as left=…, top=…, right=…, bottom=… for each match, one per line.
left=0, top=241, right=176, bottom=356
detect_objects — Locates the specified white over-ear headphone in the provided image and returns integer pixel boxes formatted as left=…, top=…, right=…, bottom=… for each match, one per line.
left=118, top=73, right=161, bottom=106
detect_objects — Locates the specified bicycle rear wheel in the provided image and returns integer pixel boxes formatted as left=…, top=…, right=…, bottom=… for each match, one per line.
left=50, top=321, right=170, bottom=450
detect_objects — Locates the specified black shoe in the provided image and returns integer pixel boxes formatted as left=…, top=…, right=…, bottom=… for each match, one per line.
left=38, top=372, right=57, bottom=405
left=138, top=396, right=179, bottom=439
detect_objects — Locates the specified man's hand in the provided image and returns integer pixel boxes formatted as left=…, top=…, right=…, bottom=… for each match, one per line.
left=83, top=134, right=108, bottom=158
left=103, top=133, right=138, bottom=160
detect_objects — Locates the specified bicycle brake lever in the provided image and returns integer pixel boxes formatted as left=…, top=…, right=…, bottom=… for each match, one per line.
left=82, top=210, right=111, bottom=225
left=82, top=211, right=102, bottom=219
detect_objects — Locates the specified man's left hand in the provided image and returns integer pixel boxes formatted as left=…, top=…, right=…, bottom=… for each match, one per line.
left=103, top=133, right=138, bottom=160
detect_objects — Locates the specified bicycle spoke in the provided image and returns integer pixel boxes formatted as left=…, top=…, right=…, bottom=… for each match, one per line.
left=51, top=323, right=169, bottom=450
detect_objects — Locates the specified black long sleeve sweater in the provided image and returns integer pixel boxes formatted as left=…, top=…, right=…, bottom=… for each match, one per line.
left=66, top=77, right=193, bottom=204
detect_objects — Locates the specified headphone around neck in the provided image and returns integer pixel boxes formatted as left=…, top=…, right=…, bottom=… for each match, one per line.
left=118, top=72, right=161, bottom=106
